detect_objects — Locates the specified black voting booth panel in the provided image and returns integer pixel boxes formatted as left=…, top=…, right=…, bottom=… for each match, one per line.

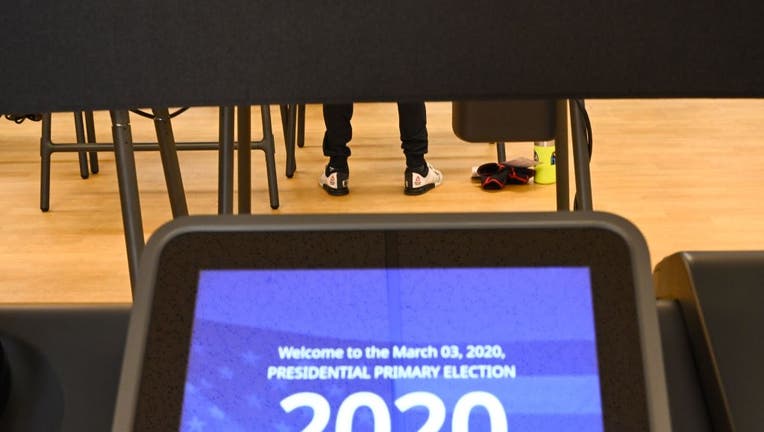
left=654, top=251, right=764, bottom=432
left=2, top=1, right=764, bottom=113
left=0, top=305, right=130, bottom=432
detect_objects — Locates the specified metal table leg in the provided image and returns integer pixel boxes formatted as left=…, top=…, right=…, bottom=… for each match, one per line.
left=152, top=107, right=188, bottom=218
left=238, top=105, right=252, bottom=214
left=110, top=109, right=144, bottom=293
left=259, top=105, right=280, bottom=209
left=555, top=100, right=570, bottom=211
left=40, top=113, right=53, bottom=212
left=569, top=99, right=593, bottom=211
left=218, top=106, right=235, bottom=214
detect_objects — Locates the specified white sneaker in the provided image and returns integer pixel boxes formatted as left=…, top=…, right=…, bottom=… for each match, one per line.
left=319, top=165, right=350, bottom=196
left=404, top=163, right=443, bottom=195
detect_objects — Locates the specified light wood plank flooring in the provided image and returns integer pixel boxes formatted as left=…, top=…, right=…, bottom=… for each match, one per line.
left=1, top=100, right=763, bottom=303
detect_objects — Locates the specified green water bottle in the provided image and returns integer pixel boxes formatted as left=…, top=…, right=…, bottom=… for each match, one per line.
left=533, top=141, right=556, bottom=184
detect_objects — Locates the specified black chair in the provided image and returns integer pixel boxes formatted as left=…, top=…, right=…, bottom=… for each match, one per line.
left=39, top=106, right=280, bottom=289
left=452, top=99, right=592, bottom=211
left=39, top=106, right=279, bottom=213
left=280, top=103, right=306, bottom=178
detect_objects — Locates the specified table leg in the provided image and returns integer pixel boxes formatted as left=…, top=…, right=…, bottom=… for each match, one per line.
left=218, top=106, right=235, bottom=214
left=238, top=105, right=252, bottom=214
left=555, top=100, right=570, bottom=211
left=110, top=109, right=144, bottom=293
left=152, top=107, right=188, bottom=218
left=570, top=99, right=593, bottom=211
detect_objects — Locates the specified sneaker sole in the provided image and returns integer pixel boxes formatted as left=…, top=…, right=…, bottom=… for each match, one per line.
left=404, top=183, right=436, bottom=196
left=322, top=184, right=349, bottom=196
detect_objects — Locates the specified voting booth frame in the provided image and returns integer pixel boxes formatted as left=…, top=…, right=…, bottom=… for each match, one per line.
left=0, top=218, right=762, bottom=431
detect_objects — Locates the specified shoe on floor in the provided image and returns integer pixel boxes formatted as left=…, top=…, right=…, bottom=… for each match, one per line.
left=404, top=163, right=443, bottom=195
left=319, top=165, right=349, bottom=196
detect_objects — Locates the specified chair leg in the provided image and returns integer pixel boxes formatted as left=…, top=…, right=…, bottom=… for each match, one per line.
left=218, top=106, right=235, bottom=214
left=40, top=113, right=52, bottom=212
left=496, top=141, right=506, bottom=162
left=242, top=106, right=280, bottom=211
left=260, top=105, right=280, bottom=209
left=152, top=107, right=189, bottom=218
left=110, top=109, right=144, bottom=293
left=279, top=104, right=289, bottom=138
left=73, top=111, right=90, bottom=179
left=285, top=104, right=297, bottom=178
left=297, top=104, right=306, bottom=148
left=237, top=105, right=252, bottom=214
left=85, top=111, right=99, bottom=174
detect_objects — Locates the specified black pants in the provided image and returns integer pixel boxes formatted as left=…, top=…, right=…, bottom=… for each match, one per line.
left=322, top=102, right=428, bottom=166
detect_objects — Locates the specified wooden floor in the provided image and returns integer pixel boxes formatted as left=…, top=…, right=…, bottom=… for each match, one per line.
left=1, top=100, right=763, bottom=304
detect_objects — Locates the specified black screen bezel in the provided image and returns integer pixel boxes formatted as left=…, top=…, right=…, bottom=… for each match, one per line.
left=130, top=223, right=650, bottom=431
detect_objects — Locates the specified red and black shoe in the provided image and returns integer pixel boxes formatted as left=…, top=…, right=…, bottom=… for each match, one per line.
left=319, top=165, right=350, bottom=196
left=477, top=162, right=534, bottom=190
left=404, top=163, right=443, bottom=195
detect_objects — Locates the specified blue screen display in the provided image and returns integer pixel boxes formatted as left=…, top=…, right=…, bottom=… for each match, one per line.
left=180, top=267, right=602, bottom=431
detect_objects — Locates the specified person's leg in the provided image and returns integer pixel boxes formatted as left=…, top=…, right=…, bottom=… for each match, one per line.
left=322, top=103, right=353, bottom=172
left=398, top=102, right=443, bottom=195
left=397, top=102, right=428, bottom=168
left=320, top=103, right=353, bottom=195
